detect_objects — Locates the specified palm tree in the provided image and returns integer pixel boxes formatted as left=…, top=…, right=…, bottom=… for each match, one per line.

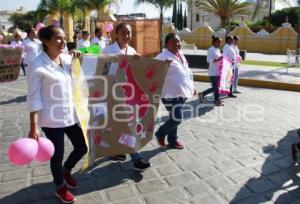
left=199, top=0, right=252, bottom=28
left=89, top=0, right=119, bottom=20
left=135, top=0, right=173, bottom=49
left=37, top=0, right=74, bottom=29
left=73, top=0, right=93, bottom=29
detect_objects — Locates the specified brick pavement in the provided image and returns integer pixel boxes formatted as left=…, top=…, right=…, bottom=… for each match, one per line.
left=0, top=75, right=300, bottom=204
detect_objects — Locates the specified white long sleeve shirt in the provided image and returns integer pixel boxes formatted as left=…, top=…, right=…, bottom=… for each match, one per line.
left=91, top=37, right=109, bottom=50
left=223, top=44, right=236, bottom=64
left=155, top=49, right=194, bottom=99
left=207, top=46, right=221, bottom=76
left=22, top=38, right=42, bottom=66
left=27, top=51, right=78, bottom=128
left=77, top=39, right=90, bottom=49
left=102, top=41, right=136, bottom=55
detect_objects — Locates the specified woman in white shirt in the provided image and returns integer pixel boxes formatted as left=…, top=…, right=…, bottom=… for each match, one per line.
left=10, top=32, right=26, bottom=75
left=27, top=26, right=87, bottom=203
left=155, top=33, right=195, bottom=149
left=76, top=30, right=90, bottom=49
left=198, top=36, right=223, bottom=106
left=22, top=28, right=42, bottom=69
left=102, top=22, right=151, bottom=172
left=222, top=35, right=237, bottom=98
left=233, top=35, right=241, bottom=93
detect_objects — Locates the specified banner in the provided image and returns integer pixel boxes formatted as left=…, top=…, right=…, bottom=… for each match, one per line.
left=218, top=57, right=233, bottom=94
left=0, top=46, right=23, bottom=83
left=72, top=55, right=169, bottom=169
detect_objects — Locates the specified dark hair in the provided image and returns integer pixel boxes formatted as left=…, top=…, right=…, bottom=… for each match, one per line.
left=38, top=25, right=61, bottom=50
left=82, top=30, right=89, bottom=36
left=164, top=32, right=179, bottom=45
left=26, top=27, right=35, bottom=36
left=212, top=36, right=221, bottom=44
left=225, top=35, right=233, bottom=44
left=115, top=22, right=131, bottom=34
left=95, top=27, right=102, bottom=33
left=233, top=35, right=239, bottom=41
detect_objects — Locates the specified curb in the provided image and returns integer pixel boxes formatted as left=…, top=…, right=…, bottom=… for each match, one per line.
left=193, top=74, right=300, bottom=92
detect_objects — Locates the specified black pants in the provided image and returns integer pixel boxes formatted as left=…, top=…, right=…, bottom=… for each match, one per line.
left=202, top=76, right=220, bottom=101
left=42, top=124, right=87, bottom=186
left=21, top=61, right=26, bottom=76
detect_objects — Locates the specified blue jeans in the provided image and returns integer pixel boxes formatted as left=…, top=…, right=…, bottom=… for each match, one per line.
left=42, top=124, right=87, bottom=186
left=155, top=97, right=187, bottom=145
left=202, top=76, right=220, bottom=101
left=233, top=66, right=239, bottom=90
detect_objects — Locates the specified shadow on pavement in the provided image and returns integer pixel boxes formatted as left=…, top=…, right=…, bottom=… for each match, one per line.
left=0, top=95, right=27, bottom=106
left=0, top=148, right=165, bottom=204
left=230, top=129, right=300, bottom=203
left=156, top=99, right=215, bottom=125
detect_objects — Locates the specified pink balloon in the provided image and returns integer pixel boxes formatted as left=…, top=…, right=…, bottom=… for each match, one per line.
left=35, top=137, right=55, bottom=162
left=7, top=138, right=38, bottom=166
left=105, top=23, right=113, bottom=32
left=236, top=55, right=242, bottom=63
left=36, top=23, right=45, bottom=32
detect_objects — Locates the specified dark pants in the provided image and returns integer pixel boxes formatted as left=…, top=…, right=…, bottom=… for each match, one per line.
left=42, top=124, right=87, bottom=186
left=202, top=76, right=220, bottom=101
left=155, top=97, right=187, bottom=145
left=21, top=60, right=26, bottom=76
left=229, top=69, right=235, bottom=95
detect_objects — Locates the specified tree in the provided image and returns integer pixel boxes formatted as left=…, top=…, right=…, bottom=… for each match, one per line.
left=135, top=0, right=173, bottom=49
left=199, top=0, right=252, bottom=28
left=9, top=11, right=47, bottom=31
left=177, top=1, right=183, bottom=30
left=37, top=0, right=74, bottom=29
left=172, top=0, right=178, bottom=28
left=183, top=9, right=187, bottom=28
left=73, top=0, right=93, bottom=29
left=89, top=0, right=119, bottom=20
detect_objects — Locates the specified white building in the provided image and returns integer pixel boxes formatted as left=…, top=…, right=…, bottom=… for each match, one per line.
left=0, top=6, right=26, bottom=32
left=187, top=0, right=274, bottom=30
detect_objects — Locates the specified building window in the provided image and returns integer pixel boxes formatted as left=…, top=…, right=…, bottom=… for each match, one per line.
left=196, top=14, right=200, bottom=22
left=1, top=25, right=5, bottom=30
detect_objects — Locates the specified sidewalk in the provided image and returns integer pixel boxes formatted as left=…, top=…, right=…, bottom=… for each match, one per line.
left=182, top=49, right=287, bottom=63
left=1, top=76, right=300, bottom=204
left=192, top=64, right=300, bottom=92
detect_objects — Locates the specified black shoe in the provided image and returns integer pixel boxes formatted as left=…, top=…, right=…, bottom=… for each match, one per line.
left=110, top=154, right=127, bottom=161
left=228, top=94, right=237, bottom=98
left=292, top=144, right=299, bottom=162
left=133, top=158, right=151, bottom=172
left=198, top=92, right=204, bottom=103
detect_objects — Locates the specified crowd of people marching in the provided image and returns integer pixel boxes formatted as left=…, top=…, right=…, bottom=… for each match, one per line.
left=2, top=23, right=299, bottom=203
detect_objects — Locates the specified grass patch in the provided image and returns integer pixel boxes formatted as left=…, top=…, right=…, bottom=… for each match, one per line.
left=242, top=60, right=288, bottom=67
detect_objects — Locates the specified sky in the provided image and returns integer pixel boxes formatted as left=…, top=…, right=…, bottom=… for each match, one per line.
left=1, top=0, right=295, bottom=18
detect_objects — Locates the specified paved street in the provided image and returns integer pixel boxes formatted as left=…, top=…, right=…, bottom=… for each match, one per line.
left=0, top=75, right=300, bottom=204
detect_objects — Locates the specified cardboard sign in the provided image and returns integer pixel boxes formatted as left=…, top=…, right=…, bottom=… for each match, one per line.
left=72, top=55, right=169, bottom=168
left=0, top=47, right=23, bottom=83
